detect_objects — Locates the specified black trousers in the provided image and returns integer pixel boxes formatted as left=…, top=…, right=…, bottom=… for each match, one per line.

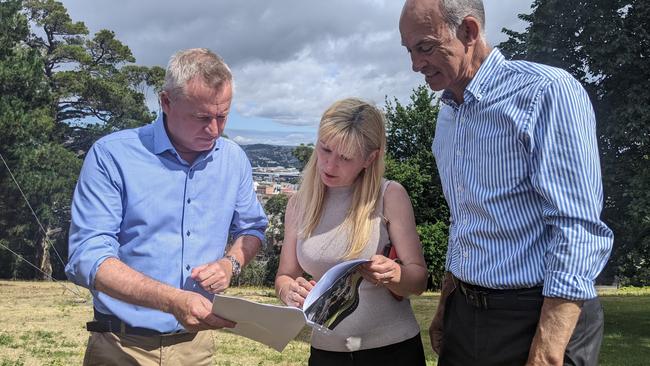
left=438, top=282, right=604, bottom=366
left=309, top=333, right=426, bottom=366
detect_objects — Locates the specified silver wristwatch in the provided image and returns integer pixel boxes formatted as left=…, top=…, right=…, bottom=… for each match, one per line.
left=224, top=255, right=241, bottom=277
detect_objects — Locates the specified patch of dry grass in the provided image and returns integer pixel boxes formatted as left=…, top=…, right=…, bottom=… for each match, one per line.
left=3, top=281, right=646, bottom=366
left=0, top=281, right=91, bottom=366
left=0, top=281, right=438, bottom=365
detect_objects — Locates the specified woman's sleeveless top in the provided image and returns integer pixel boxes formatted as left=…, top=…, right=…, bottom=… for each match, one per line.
left=296, top=179, right=421, bottom=352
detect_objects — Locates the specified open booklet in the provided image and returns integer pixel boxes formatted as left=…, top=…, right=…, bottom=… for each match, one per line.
left=211, top=259, right=369, bottom=352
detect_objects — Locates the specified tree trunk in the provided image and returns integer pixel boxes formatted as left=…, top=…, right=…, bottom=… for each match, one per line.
left=37, top=226, right=61, bottom=281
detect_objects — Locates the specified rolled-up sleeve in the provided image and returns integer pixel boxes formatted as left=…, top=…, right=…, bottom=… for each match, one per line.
left=530, top=77, right=614, bottom=300
left=229, top=152, right=268, bottom=245
left=65, top=143, right=123, bottom=289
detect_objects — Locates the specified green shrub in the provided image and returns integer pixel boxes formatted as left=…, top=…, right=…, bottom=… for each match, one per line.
left=263, top=246, right=281, bottom=287
left=237, top=260, right=267, bottom=287
left=417, top=222, right=448, bottom=290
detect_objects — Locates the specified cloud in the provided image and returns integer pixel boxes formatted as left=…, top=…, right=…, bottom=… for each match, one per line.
left=227, top=129, right=316, bottom=146
left=233, top=37, right=419, bottom=126
left=231, top=135, right=255, bottom=145
left=62, top=0, right=534, bottom=133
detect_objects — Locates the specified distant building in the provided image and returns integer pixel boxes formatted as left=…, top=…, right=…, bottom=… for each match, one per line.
left=281, top=186, right=296, bottom=194
left=266, top=185, right=277, bottom=195
left=252, top=166, right=301, bottom=184
left=252, top=166, right=299, bottom=206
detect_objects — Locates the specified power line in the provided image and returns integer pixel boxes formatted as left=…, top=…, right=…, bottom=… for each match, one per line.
left=0, top=151, right=86, bottom=301
left=0, top=151, right=68, bottom=269
left=0, top=240, right=86, bottom=301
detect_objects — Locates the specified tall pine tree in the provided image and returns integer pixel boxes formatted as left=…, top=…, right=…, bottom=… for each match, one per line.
left=0, top=0, right=79, bottom=279
left=0, top=0, right=166, bottom=279
left=24, top=0, right=165, bottom=152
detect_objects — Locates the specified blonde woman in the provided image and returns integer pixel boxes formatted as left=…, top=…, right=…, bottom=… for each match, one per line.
left=275, top=98, right=428, bottom=365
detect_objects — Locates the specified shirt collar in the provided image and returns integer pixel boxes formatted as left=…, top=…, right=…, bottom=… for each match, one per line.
left=152, top=113, right=222, bottom=159
left=153, top=113, right=175, bottom=155
left=441, top=48, right=505, bottom=107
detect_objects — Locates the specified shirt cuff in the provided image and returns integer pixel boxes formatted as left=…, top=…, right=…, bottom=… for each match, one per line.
left=542, top=270, right=598, bottom=300
left=88, top=255, right=118, bottom=290
left=65, top=239, right=118, bottom=289
left=232, top=229, right=266, bottom=247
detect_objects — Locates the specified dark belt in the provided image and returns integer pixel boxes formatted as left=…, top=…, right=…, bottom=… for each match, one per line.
left=455, top=278, right=543, bottom=310
left=87, top=308, right=182, bottom=337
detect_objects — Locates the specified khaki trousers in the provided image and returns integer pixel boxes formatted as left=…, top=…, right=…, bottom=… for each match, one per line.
left=83, top=330, right=215, bottom=366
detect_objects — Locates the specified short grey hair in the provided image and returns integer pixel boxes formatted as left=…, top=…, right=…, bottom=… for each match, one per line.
left=439, top=0, right=486, bottom=39
left=162, top=48, right=232, bottom=97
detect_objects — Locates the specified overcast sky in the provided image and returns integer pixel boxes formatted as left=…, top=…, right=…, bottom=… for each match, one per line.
left=62, top=0, right=534, bottom=146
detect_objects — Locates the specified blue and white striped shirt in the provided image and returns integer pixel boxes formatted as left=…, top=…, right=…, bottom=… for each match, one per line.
left=433, top=49, right=613, bottom=300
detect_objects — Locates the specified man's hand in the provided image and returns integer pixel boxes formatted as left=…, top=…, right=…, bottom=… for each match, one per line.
left=526, top=297, right=583, bottom=366
left=168, top=290, right=236, bottom=332
left=191, top=259, right=234, bottom=294
left=429, top=272, right=455, bottom=355
left=429, top=306, right=444, bottom=354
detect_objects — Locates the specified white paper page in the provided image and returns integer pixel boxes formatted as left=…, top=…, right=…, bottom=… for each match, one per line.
left=303, top=259, right=369, bottom=310
left=212, top=294, right=307, bottom=352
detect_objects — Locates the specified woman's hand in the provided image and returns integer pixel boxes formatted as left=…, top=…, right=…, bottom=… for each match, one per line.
left=281, top=276, right=316, bottom=308
left=359, top=254, right=402, bottom=286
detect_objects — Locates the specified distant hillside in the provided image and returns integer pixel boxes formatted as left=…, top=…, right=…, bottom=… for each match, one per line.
left=240, top=144, right=300, bottom=168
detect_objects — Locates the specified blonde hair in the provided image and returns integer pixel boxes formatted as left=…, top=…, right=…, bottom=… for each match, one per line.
left=296, top=98, right=386, bottom=259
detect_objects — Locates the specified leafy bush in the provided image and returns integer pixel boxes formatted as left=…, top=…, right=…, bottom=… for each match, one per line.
left=263, top=245, right=281, bottom=287
left=616, top=235, right=650, bottom=287
left=237, top=260, right=267, bottom=287
left=417, top=222, right=448, bottom=290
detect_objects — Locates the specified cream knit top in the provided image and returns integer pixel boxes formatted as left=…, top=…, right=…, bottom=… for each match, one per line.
left=296, top=179, right=420, bottom=352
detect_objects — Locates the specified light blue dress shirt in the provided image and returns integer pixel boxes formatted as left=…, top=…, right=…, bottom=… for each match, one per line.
left=66, top=114, right=268, bottom=332
left=433, top=49, right=613, bottom=300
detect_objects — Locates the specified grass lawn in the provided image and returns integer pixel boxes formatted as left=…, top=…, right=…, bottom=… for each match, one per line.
left=0, top=281, right=648, bottom=365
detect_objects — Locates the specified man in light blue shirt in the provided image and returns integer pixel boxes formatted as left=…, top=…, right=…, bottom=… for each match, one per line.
left=400, top=1, right=613, bottom=365
left=66, top=48, right=268, bottom=365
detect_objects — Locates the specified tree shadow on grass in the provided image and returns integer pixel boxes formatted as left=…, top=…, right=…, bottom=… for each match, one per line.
left=599, top=296, right=650, bottom=366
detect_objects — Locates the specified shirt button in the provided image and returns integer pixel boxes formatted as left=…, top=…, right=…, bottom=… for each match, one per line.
left=456, top=150, right=463, bottom=156
left=185, top=265, right=190, bottom=271
left=457, top=185, right=464, bottom=193
left=463, top=251, right=469, bottom=258
left=187, top=198, right=191, bottom=204
left=186, top=231, right=191, bottom=237
left=463, top=218, right=468, bottom=225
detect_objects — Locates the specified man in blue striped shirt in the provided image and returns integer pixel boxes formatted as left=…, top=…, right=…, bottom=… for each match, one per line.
left=400, top=1, right=613, bottom=365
